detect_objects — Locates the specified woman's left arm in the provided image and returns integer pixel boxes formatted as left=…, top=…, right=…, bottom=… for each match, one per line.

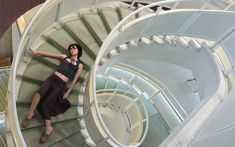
left=63, top=63, right=83, bottom=99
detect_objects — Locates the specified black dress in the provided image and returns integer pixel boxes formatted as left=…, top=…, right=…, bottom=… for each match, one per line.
left=37, top=74, right=71, bottom=120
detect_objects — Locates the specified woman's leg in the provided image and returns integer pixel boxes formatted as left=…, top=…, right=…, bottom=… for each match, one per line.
left=45, top=119, right=53, bottom=134
left=27, top=76, right=52, bottom=118
left=26, top=93, right=41, bottom=119
left=22, top=93, right=41, bottom=128
left=40, top=119, right=53, bottom=143
left=22, top=76, right=52, bottom=128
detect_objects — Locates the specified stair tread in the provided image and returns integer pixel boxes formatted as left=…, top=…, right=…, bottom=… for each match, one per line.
left=22, top=119, right=80, bottom=147
left=119, top=6, right=136, bottom=22
left=99, top=8, right=120, bottom=31
left=83, top=14, right=108, bottom=42
left=65, top=20, right=100, bottom=55
left=0, top=74, right=8, bottom=86
left=47, top=28, right=76, bottom=51
left=0, top=80, right=7, bottom=96
left=46, top=30, right=93, bottom=69
left=17, top=106, right=78, bottom=129
left=50, top=131, right=86, bottom=147
left=0, top=135, right=7, bottom=147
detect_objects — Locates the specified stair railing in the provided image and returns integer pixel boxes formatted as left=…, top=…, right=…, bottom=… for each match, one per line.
left=89, top=0, right=235, bottom=146
left=89, top=1, right=197, bottom=146
left=96, top=88, right=149, bottom=145
left=10, top=0, right=135, bottom=146
left=8, top=0, right=137, bottom=146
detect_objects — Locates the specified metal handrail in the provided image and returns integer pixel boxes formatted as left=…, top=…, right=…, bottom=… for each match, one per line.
left=90, top=0, right=232, bottom=146
left=96, top=88, right=148, bottom=118
left=89, top=68, right=127, bottom=147
left=90, top=0, right=198, bottom=146
left=9, top=0, right=136, bottom=146
left=96, top=89, right=149, bottom=145
left=9, top=0, right=234, bottom=146
left=99, top=63, right=186, bottom=121
left=96, top=88, right=149, bottom=145
left=0, top=66, right=11, bottom=73
left=10, top=0, right=61, bottom=146
left=97, top=74, right=145, bottom=95
left=112, top=63, right=187, bottom=120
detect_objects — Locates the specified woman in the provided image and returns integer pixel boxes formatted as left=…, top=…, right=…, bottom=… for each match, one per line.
left=22, top=44, right=83, bottom=144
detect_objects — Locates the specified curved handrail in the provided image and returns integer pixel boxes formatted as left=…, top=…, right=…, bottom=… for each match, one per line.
left=9, top=0, right=234, bottom=146
left=96, top=88, right=149, bottom=145
left=97, top=74, right=147, bottom=96
left=112, top=63, right=187, bottom=119
left=0, top=66, right=11, bottom=72
left=90, top=0, right=235, bottom=146
left=98, top=63, right=186, bottom=121
left=96, top=88, right=148, bottom=119
left=89, top=68, right=127, bottom=146
left=94, top=0, right=197, bottom=66
left=91, top=1, right=196, bottom=146
left=9, top=0, right=138, bottom=146
left=9, top=0, right=61, bottom=146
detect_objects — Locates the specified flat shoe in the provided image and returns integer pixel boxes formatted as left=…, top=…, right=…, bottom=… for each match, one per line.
left=21, top=115, right=35, bottom=128
left=39, top=129, right=53, bottom=144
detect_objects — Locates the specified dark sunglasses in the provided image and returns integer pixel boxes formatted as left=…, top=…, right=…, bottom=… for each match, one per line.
left=70, top=45, right=77, bottom=50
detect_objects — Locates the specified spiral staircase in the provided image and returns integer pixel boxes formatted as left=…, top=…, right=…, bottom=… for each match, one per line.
left=5, top=0, right=235, bottom=147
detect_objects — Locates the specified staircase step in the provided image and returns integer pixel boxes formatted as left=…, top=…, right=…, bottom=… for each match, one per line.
left=97, top=9, right=112, bottom=33
left=44, top=36, right=68, bottom=55
left=46, top=28, right=76, bottom=54
left=0, top=79, right=7, bottom=96
left=98, top=7, right=120, bottom=30
left=151, top=36, right=165, bottom=45
left=0, top=73, right=8, bottom=87
left=175, top=37, right=190, bottom=48
left=63, top=21, right=98, bottom=58
left=0, top=89, right=5, bottom=111
left=118, top=6, right=136, bottom=22
left=127, top=40, right=138, bottom=49
left=50, top=131, right=87, bottom=147
left=46, top=28, right=92, bottom=71
left=139, top=37, right=152, bottom=46
left=48, top=130, right=85, bottom=147
left=85, top=137, right=96, bottom=147
left=116, top=43, right=129, bottom=53
left=17, top=105, right=78, bottom=129
left=22, top=119, right=80, bottom=147
left=135, top=3, right=155, bottom=18
left=0, top=135, right=7, bottom=147
left=62, top=25, right=96, bottom=69
left=80, top=15, right=103, bottom=47
left=82, top=13, right=108, bottom=43
left=116, top=6, right=123, bottom=21
left=77, top=106, right=83, bottom=117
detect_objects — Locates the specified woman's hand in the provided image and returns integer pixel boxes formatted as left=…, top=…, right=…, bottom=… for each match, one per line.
left=28, top=48, right=36, bottom=56
left=63, top=92, right=69, bottom=99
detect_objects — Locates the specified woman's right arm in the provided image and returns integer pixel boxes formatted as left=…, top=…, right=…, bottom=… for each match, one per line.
left=29, top=48, right=67, bottom=60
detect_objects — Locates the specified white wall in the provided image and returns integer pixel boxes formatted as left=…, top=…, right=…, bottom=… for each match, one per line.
left=124, top=59, right=201, bottom=114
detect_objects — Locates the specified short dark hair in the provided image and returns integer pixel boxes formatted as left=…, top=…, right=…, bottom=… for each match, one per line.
left=68, top=43, right=83, bottom=59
